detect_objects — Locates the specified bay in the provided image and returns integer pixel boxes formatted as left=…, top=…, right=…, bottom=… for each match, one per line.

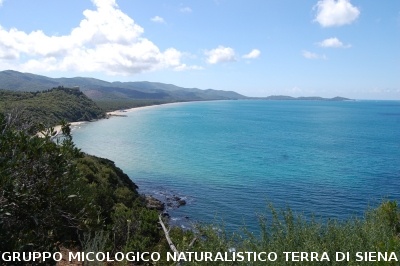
left=72, top=100, right=400, bottom=232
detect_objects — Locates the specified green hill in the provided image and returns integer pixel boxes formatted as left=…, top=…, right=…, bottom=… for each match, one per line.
left=0, top=86, right=105, bottom=130
left=0, top=70, right=246, bottom=101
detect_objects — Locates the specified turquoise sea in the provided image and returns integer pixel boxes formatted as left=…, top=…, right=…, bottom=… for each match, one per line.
left=72, top=100, right=400, bottom=232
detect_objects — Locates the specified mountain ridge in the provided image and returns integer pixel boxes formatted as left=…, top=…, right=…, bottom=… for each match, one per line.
left=0, top=70, right=351, bottom=102
left=0, top=70, right=246, bottom=101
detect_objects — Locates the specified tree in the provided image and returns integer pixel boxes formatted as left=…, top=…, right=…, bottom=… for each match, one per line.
left=0, top=114, right=99, bottom=253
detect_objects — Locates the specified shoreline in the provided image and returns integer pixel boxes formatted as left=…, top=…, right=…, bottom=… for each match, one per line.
left=74, top=101, right=198, bottom=224
left=56, top=121, right=87, bottom=132
left=42, top=101, right=194, bottom=137
left=65, top=100, right=230, bottom=224
left=105, top=101, right=193, bottom=117
left=37, top=121, right=87, bottom=138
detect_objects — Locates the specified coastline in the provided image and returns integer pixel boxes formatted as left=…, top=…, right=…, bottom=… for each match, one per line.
left=68, top=99, right=232, bottom=224
left=63, top=99, right=400, bottom=233
left=71, top=101, right=195, bottom=220
left=105, top=101, right=192, bottom=117
left=37, top=121, right=87, bottom=138
left=56, top=121, right=87, bottom=132
left=40, top=101, right=192, bottom=137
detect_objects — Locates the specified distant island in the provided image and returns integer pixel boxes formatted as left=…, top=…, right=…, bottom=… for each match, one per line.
left=252, top=95, right=352, bottom=101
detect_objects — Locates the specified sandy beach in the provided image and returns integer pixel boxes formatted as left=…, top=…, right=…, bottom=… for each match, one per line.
left=38, top=102, right=191, bottom=138
left=35, top=102, right=188, bottom=139
left=106, top=101, right=190, bottom=116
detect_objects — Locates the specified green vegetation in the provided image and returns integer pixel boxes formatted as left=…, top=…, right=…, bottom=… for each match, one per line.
left=0, top=87, right=105, bottom=131
left=0, top=114, right=164, bottom=258
left=165, top=203, right=400, bottom=265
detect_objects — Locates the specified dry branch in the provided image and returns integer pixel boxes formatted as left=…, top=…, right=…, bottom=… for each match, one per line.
left=159, top=215, right=184, bottom=265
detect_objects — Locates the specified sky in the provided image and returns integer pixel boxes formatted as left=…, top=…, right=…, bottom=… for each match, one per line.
left=0, top=0, right=399, bottom=99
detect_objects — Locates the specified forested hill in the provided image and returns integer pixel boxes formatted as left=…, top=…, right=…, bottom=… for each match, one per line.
left=0, top=70, right=246, bottom=101
left=0, top=86, right=105, bottom=129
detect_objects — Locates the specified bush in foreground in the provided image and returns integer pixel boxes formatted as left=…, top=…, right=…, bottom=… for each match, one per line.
left=166, top=203, right=400, bottom=265
left=0, top=113, right=163, bottom=259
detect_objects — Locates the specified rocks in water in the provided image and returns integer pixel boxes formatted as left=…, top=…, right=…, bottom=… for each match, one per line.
left=143, top=190, right=192, bottom=229
left=145, top=195, right=165, bottom=211
left=177, top=199, right=186, bottom=207
left=168, top=195, right=186, bottom=208
left=145, top=191, right=189, bottom=213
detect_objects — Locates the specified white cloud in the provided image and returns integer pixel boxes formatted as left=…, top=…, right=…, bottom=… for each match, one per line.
left=302, top=50, right=327, bottom=60
left=313, top=0, right=360, bottom=27
left=205, top=46, right=236, bottom=64
left=92, top=0, right=117, bottom=10
left=0, top=0, right=194, bottom=75
left=151, top=16, right=165, bottom=24
left=180, top=7, right=192, bottom=13
left=242, top=49, right=261, bottom=59
left=0, top=0, right=3, bottom=6
left=174, top=64, right=203, bottom=71
left=317, top=37, right=351, bottom=48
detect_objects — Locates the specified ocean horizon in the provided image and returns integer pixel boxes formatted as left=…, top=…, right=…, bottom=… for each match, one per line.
left=72, top=99, right=400, bottom=232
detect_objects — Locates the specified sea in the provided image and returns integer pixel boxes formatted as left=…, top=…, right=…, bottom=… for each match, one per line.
left=71, top=100, right=400, bottom=233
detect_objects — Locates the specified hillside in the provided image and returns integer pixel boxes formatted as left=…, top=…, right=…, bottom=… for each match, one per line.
left=0, top=70, right=247, bottom=101
left=0, top=86, right=105, bottom=130
left=0, top=81, right=168, bottom=258
left=0, top=115, right=164, bottom=256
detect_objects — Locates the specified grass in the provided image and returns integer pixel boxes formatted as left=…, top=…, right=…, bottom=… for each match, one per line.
left=165, top=202, right=400, bottom=265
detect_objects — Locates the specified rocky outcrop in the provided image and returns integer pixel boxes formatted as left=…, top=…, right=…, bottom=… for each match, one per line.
left=145, top=195, right=165, bottom=211
left=167, top=196, right=186, bottom=208
left=145, top=191, right=189, bottom=223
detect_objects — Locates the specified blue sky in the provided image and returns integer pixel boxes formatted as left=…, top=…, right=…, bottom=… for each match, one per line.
left=0, top=0, right=399, bottom=99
